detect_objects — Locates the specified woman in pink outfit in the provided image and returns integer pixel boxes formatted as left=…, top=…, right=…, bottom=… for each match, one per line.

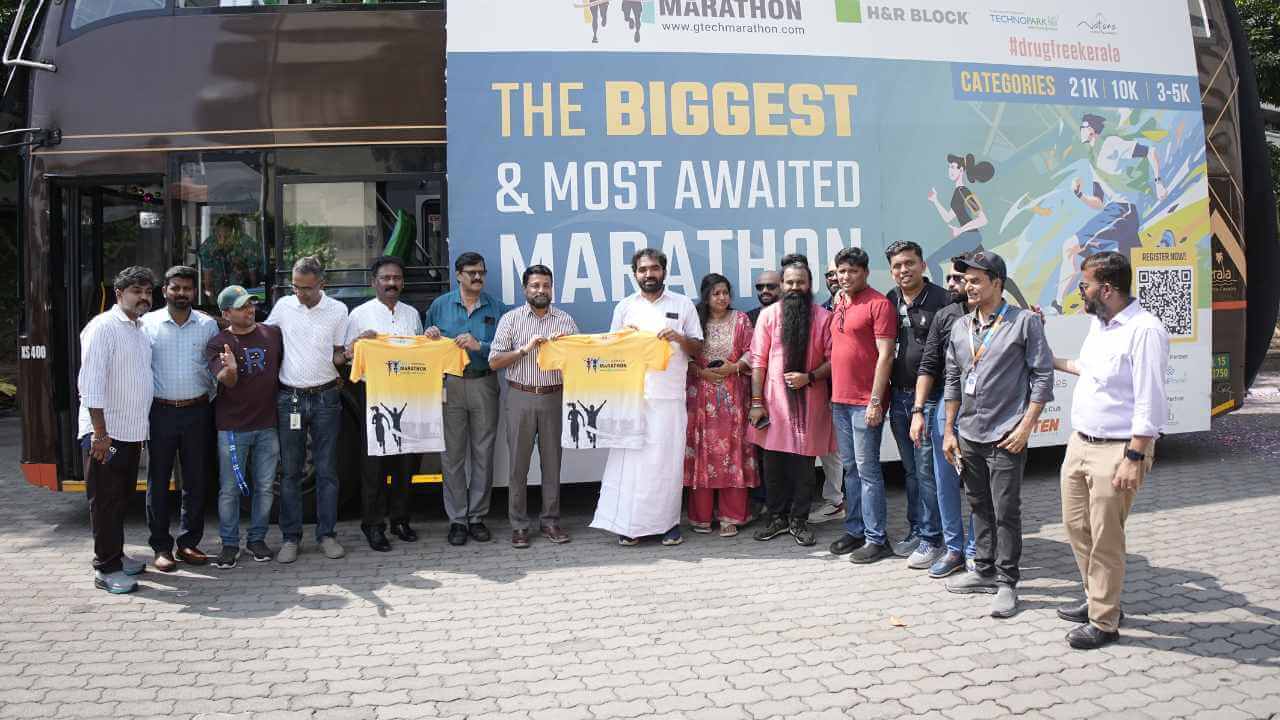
left=683, top=274, right=759, bottom=537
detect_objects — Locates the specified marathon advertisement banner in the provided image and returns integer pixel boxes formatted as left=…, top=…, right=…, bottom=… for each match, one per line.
left=446, top=0, right=1212, bottom=452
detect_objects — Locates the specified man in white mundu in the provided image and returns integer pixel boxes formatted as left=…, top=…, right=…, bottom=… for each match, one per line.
left=592, top=249, right=704, bottom=546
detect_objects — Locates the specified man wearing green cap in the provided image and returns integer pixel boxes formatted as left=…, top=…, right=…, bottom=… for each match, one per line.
left=205, top=285, right=283, bottom=569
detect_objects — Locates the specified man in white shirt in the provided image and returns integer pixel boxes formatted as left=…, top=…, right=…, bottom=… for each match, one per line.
left=78, top=266, right=157, bottom=594
left=265, top=256, right=350, bottom=562
left=344, top=255, right=424, bottom=552
left=1053, top=251, right=1169, bottom=650
left=592, top=249, right=704, bottom=546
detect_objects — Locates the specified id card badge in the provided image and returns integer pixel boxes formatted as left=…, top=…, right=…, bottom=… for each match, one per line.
left=964, top=372, right=978, bottom=396
left=289, top=412, right=302, bottom=430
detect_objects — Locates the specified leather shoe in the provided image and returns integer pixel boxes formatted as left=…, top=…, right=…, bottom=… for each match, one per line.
left=175, top=547, right=208, bottom=565
left=829, top=534, right=864, bottom=555
left=153, top=551, right=178, bottom=573
left=362, top=525, right=392, bottom=552
left=512, top=529, right=531, bottom=549
left=448, top=523, right=469, bottom=546
left=390, top=522, right=418, bottom=542
left=1067, top=623, right=1120, bottom=650
left=468, top=522, right=492, bottom=542
left=1057, top=600, right=1124, bottom=624
left=541, top=525, right=571, bottom=544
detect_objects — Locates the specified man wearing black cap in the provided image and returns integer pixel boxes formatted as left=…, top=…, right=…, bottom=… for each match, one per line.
left=941, top=250, right=1054, bottom=618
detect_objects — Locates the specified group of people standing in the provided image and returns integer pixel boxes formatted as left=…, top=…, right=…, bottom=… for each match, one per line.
left=78, top=239, right=1168, bottom=650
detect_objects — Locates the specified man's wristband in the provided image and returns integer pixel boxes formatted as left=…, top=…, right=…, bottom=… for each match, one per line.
left=911, top=406, right=925, bottom=415
left=868, top=397, right=882, bottom=407
left=807, top=371, right=816, bottom=384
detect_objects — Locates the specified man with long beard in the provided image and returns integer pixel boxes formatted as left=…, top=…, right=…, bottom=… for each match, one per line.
left=593, top=249, right=703, bottom=546
left=747, top=259, right=835, bottom=547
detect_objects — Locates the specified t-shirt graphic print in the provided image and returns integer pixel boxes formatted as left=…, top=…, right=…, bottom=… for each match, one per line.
left=537, top=329, right=670, bottom=450
left=350, top=335, right=468, bottom=455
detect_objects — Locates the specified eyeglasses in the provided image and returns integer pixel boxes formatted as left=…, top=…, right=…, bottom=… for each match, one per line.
left=290, top=283, right=319, bottom=293
left=947, top=274, right=966, bottom=284
left=1078, top=281, right=1110, bottom=294
left=755, top=283, right=779, bottom=291
left=460, top=270, right=488, bottom=279
left=824, top=272, right=837, bottom=280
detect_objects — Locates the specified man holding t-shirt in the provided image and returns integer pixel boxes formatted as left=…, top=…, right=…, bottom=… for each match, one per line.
left=206, top=286, right=283, bottom=569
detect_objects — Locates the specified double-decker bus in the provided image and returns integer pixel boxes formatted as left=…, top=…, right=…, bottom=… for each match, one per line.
left=5, top=0, right=1277, bottom=494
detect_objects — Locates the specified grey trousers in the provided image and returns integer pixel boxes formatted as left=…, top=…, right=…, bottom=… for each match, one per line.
left=505, top=387, right=563, bottom=531
left=442, top=374, right=499, bottom=524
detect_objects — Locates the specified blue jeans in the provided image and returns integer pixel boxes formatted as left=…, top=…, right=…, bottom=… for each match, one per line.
left=932, top=403, right=977, bottom=556
left=833, top=402, right=886, bottom=545
left=277, top=387, right=341, bottom=543
left=217, top=429, right=278, bottom=546
left=888, top=390, right=942, bottom=545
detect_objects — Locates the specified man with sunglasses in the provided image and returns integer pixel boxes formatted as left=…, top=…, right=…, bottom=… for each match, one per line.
left=747, top=270, right=781, bottom=326
left=941, top=250, right=1054, bottom=618
left=1051, top=251, right=1168, bottom=649
left=911, top=268, right=978, bottom=578
left=424, top=252, right=505, bottom=546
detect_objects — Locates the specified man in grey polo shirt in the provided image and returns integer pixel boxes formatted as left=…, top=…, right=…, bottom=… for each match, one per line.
left=941, top=250, right=1054, bottom=618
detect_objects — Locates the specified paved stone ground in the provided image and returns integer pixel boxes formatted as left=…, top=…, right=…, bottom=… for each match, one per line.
left=2, top=376, right=1279, bottom=720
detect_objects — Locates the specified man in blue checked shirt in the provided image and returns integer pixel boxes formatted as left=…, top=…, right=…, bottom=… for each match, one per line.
left=141, top=266, right=219, bottom=572
left=423, top=252, right=505, bottom=546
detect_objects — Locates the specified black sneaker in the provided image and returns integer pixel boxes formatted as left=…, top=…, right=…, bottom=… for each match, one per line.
left=753, top=515, right=790, bottom=541
left=829, top=534, right=865, bottom=555
left=891, top=532, right=921, bottom=558
left=849, top=541, right=893, bottom=564
left=246, top=540, right=274, bottom=562
left=212, top=546, right=239, bottom=569
left=789, top=519, right=816, bottom=547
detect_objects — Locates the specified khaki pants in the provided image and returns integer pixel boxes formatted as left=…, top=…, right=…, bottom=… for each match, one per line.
left=1060, top=434, right=1154, bottom=632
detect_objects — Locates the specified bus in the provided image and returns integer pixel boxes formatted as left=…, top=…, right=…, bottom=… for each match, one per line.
left=6, top=0, right=1278, bottom=495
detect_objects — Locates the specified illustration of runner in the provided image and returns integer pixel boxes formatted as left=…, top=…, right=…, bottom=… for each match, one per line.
left=567, top=403, right=585, bottom=448
left=927, top=152, right=1029, bottom=307
left=370, top=405, right=389, bottom=455
left=622, top=0, right=644, bottom=43
left=381, top=403, right=408, bottom=454
left=583, top=0, right=609, bottom=44
left=581, top=400, right=607, bottom=448
left=1054, top=113, right=1167, bottom=311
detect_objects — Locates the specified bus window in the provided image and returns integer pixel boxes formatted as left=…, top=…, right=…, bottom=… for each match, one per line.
left=176, top=155, right=266, bottom=312
left=68, top=183, right=168, bottom=324
left=70, top=0, right=167, bottom=30
left=178, top=1, right=430, bottom=7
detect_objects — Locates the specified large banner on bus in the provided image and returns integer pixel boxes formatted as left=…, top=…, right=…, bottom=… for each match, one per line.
left=446, top=0, right=1212, bottom=450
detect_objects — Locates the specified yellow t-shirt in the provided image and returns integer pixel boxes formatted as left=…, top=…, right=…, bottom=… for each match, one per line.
left=350, top=335, right=468, bottom=455
left=537, top=329, right=671, bottom=449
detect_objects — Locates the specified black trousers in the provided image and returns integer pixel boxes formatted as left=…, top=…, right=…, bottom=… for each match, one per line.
left=355, top=383, right=417, bottom=529
left=146, top=402, right=213, bottom=553
left=361, top=453, right=418, bottom=529
left=958, top=435, right=1026, bottom=586
left=86, top=439, right=143, bottom=574
left=763, top=449, right=815, bottom=521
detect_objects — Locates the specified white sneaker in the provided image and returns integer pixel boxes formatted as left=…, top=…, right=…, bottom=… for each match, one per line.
left=807, top=501, right=844, bottom=524
left=277, top=541, right=299, bottom=564
left=320, top=536, right=345, bottom=559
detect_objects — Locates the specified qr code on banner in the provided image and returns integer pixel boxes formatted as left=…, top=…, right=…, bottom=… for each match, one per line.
left=1137, top=266, right=1194, bottom=338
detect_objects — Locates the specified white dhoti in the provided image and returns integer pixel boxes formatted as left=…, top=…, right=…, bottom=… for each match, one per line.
left=591, top=399, right=686, bottom=538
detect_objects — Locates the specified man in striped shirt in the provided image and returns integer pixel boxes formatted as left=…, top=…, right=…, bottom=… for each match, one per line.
left=488, top=265, right=579, bottom=548
left=78, top=266, right=157, bottom=594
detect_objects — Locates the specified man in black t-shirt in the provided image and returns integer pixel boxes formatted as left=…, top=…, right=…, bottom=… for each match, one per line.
left=205, top=285, right=283, bottom=569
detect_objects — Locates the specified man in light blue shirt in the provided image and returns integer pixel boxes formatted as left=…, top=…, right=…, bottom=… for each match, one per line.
left=423, top=252, right=505, bottom=546
left=141, top=266, right=218, bottom=571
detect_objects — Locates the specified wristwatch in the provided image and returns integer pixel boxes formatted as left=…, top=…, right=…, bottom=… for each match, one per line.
left=868, top=396, right=882, bottom=408
left=1124, top=448, right=1146, bottom=462
left=807, top=371, right=816, bottom=384
left=911, top=406, right=925, bottom=415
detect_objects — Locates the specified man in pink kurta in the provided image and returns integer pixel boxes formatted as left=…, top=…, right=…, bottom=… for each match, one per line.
left=747, top=261, right=836, bottom=547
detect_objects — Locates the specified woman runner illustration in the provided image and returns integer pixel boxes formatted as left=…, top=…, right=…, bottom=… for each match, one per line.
left=926, top=153, right=1029, bottom=307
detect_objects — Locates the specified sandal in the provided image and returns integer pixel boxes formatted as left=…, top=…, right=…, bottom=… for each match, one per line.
left=719, top=523, right=739, bottom=538
left=618, top=535, right=639, bottom=546
left=691, top=522, right=713, bottom=534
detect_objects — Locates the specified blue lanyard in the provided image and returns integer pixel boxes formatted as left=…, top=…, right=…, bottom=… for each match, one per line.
left=967, top=303, right=1009, bottom=367
left=225, top=431, right=250, bottom=497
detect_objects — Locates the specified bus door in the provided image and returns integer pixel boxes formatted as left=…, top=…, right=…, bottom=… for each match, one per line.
left=49, top=177, right=168, bottom=481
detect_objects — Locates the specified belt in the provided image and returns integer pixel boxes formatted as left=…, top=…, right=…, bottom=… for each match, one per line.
left=461, top=369, right=494, bottom=379
left=153, top=396, right=208, bottom=408
left=1076, top=431, right=1128, bottom=444
left=281, top=379, right=339, bottom=395
left=509, top=381, right=562, bottom=395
